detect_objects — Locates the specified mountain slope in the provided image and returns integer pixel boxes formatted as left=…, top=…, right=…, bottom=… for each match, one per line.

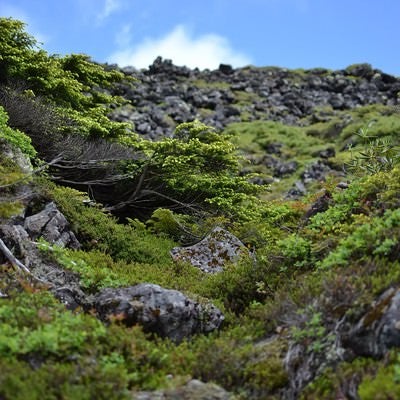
left=1, top=17, right=400, bottom=400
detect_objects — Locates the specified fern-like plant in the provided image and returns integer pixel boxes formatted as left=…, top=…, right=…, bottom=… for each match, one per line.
left=345, top=121, right=400, bottom=175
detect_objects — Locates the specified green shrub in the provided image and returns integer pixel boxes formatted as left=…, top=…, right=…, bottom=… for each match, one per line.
left=358, top=353, right=400, bottom=400
left=46, top=184, right=176, bottom=265
left=0, top=105, right=36, bottom=158
left=0, top=18, right=129, bottom=137
left=319, top=208, right=400, bottom=269
left=277, top=234, right=313, bottom=270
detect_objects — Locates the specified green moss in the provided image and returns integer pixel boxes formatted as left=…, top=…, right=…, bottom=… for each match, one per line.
left=38, top=241, right=205, bottom=293
left=358, top=352, right=400, bottom=400
left=189, top=79, right=230, bottom=90
left=233, top=91, right=262, bottom=106
left=0, top=201, right=24, bottom=218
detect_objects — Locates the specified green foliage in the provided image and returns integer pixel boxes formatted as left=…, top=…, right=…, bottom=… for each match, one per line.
left=0, top=105, right=36, bottom=158
left=0, top=291, right=106, bottom=358
left=358, top=353, right=400, bottom=400
left=199, top=258, right=272, bottom=313
left=277, top=234, right=313, bottom=270
left=0, top=289, right=182, bottom=398
left=227, top=120, right=326, bottom=158
left=142, top=120, right=267, bottom=220
left=0, top=18, right=129, bottom=137
left=319, top=208, right=400, bottom=269
left=47, top=184, right=176, bottom=265
left=146, top=208, right=191, bottom=242
left=345, top=121, right=400, bottom=175
left=3, top=17, right=400, bottom=398
left=38, top=240, right=204, bottom=293
left=290, top=307, right=333, bottom=353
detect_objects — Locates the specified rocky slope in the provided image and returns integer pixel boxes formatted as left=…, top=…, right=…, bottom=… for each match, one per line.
left=1, top=48, right=400, bottom=399
left=111, top=57, right=400, bottom=139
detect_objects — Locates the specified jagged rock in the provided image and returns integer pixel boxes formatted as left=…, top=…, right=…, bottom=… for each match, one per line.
left=218, top=63, right=234, bottom=75
left=264, top=142, right=283, bottom=155
left=170, top=227, right=248, bottom=273
left=272, top=159, right=298, bottom=177
left=0, top=221, right=91, bottom=310
left=134, top=379, right=234, bottom=400
left=314, top=147, right=336, bottom=159
left=94, top=283, right=224, bottom=342
left=24, top=202, right=80, bottom=249
left=284, top=287, right=400, bottom=397
left=341, top=287, right=400, bottom=358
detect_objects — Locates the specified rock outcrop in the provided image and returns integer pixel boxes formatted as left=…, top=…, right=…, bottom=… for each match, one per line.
left=0, top=202, right=89, bottom=310
left=1, top=202, right=224, bottom=342
left=95, top=283, right=224, bottom=343
left=170, top=227, right=248, bottom=273
left=24, top=202, right=80, bottom=249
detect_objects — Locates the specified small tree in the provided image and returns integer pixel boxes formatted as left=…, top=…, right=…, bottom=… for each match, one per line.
left=109, top=121, right=267, bottom=221
left=0, top=17, right=130, bottom=137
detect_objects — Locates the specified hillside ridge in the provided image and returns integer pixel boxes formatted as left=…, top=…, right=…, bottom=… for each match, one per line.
left=111, top=57, right=400, bottom=139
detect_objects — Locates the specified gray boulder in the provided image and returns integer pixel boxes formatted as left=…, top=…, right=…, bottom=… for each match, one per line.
left=170, top=227, right=248, bottom=273
left=24, top=202, right=80, bottom=249
left=134, top=379, right=234, bottom=400
left=94, top=283, right=224, bottom=342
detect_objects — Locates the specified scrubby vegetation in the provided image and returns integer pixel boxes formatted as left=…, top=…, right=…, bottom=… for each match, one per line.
left=1, top=17, right=400, bottom=399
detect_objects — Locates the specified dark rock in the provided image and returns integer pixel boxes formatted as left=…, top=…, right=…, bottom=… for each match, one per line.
left=273, top=160, right=298, bottom=177
left=329, top=93, right=345, bottom=109
left=95, top=283, right=224, bottom=342
left=24, top=202, right=80, bottom=249
left=218, top=63, right=234, bottom=75
left=304, top=189, right=333, bottom=220
left=336, top=181, right=349, bottom=189
left=148, top=56, right=191, bottom=77
left=170, top=227, right=248, bottom=273
left=221, top=105, right=240, bottom=117
left=313, top=147, right=336, bottom=159
left=0, top=221, right=91, bottom=310
left=344, top=63, right=375, bottom=79
left=302, top=160, right=332, bottom=183
left=264, top=142, right=283, bottom=155
left=341, top=287, right=400, bottom=358
left=286, top=181, right=307, bottom=199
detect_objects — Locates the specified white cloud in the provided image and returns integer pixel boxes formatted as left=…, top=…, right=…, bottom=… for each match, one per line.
left=97, top=0, right=122, bottom=22
left=108, top=25, right=251, bottom=70
left=114, top=24, right=133, bottom=48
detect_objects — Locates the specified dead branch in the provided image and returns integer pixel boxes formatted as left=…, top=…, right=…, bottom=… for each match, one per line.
left=0, top=238, right=31, bottom=274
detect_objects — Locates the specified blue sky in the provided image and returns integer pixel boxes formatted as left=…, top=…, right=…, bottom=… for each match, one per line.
left=1, top=0, right=399, bottom=75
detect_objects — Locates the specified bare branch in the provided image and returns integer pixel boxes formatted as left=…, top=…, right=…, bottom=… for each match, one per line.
left=0, top=156, right=63, bottom=189
left=0, top=238, right=31, bottom=274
